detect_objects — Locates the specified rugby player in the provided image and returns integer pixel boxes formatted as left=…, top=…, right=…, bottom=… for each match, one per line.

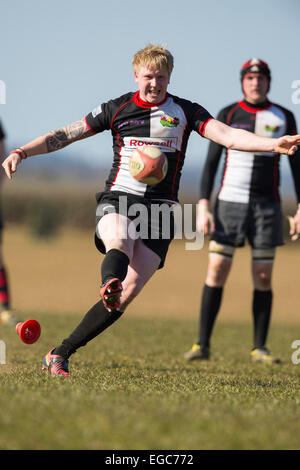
left=3, top=47, right=300, bottom=376
left=184, top=59, right=300, bottom=364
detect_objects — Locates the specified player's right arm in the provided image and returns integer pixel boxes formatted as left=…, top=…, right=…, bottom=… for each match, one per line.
left=2, top=117, right=94, bottom=180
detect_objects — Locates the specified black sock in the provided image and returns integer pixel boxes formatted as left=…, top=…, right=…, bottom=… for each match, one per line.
left=53, top=300, right=123, bottom=359
left=101, top=249, right=129, bottom=284
left=198, top=284, right=223, bottom=348
left=252, top=289, right=272, bottom=349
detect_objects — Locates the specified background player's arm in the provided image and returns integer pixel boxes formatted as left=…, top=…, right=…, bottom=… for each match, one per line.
left=197, top=140, right=223, bottom=235
left=204, top=119, right=300, bottom=155
left=2, top=117, right=94, bottom=179
left=0, top=137, right=6, bottom=185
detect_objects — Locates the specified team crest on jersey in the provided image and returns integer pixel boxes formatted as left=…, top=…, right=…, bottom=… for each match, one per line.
left=265, top=124, right=280, bottom=132
left=160, top=115, right=179, bottom=128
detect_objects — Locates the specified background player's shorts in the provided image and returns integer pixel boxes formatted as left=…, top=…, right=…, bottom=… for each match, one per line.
left=211, top=199, right=283, bottom=248
left=94, top=190, right=175, bottom=269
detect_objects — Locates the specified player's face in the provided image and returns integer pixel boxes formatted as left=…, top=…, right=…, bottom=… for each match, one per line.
left=242, top=72, right=269, bottom=104
left=134, top=66, right=170, bottom=104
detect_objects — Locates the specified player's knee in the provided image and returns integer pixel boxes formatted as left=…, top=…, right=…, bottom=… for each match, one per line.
left=206, top=242, right=233, bottom=286
left=253, top=267, right=272, bottom=289
left=252, top=249, right=274, bottom=290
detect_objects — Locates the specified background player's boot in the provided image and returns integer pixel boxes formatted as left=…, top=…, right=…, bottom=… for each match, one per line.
left=100, top=278, right=123, bottom=312
left=0, top=309, right=20, bottom=326
left=184, top=344, right=210, bottom=361
left=250, top=347, right=281, bottom=364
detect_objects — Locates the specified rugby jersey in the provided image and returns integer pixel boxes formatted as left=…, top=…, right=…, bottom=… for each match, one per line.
left=200, top=100, right=300, bottom=204
left=85, top=91, right=213, bottom=202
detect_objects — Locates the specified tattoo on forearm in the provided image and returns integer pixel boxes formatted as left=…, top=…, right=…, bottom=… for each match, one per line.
left=45, top=118, right=93, bottom=152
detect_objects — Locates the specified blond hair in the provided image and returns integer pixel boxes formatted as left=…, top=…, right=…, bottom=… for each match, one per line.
left=132, top=43, right=174, bottom=76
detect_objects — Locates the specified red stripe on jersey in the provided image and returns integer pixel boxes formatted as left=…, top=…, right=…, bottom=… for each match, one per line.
left=199, top=117, right=214, bottom=136
left=226, top=102, right=240, bottom=125
left=85, top=116, right=97, bottom=134
left=110, top=133, right=123, bottom=188
left=110, top=97, right=135, bottom=131
left=239, top=100, right=272, bottom=113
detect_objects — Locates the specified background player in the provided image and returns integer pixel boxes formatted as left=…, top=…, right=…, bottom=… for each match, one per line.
left=184, top=59, right=300, bottom=364
left=0, top=119, right=19, bottom=325
left=2, top=47, right=300, bottom=376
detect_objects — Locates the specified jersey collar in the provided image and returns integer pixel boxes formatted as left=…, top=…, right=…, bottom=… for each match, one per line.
left=239, top=99, right=272, bottom=113
left=133, top=91, right=168, bottom=108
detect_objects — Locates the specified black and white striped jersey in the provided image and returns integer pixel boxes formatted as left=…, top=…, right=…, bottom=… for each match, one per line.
left=200, top=99, right=300, bottom=204
left=85, top=91, right=213, bottom=202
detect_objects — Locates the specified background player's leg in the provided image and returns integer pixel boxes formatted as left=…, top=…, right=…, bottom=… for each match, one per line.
left=251, top=257, right=274, bottom=349
left=185, top=251, right=233, bottom=360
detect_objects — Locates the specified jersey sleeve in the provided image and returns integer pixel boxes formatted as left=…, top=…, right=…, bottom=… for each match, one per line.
left=85, top=101, right=114, bottom=134
left=187, top=102, right=214, bottom=136
left=199, top=107, right=227, bottom=200
left=0, top=121, right=5, bottom=140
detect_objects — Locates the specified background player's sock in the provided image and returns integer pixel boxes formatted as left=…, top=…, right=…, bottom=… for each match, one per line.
left=53, top=300, right=123, bottom=359
left=0, top=266, right=10, bottom=310
left=101, top=249, right=129, bottom=283
left=198, top=284, right=223, bottom=348
left=252, top=289, right=272, bottom=349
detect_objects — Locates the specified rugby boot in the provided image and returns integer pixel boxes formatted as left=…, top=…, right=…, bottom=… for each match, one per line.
left=100, top=278, right=123, bottom=312
left=250, top=347, right=281, bottom=364
left=42, top=349, right=70, bottom=377
left=184, top=343, right=210, bottom=361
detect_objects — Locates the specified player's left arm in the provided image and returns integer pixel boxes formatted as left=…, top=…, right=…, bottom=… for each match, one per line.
left=203, top=118, right=300, bottom=156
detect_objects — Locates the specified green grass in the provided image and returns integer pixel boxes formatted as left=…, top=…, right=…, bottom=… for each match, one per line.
left=0, top=313, right=300, bottom=450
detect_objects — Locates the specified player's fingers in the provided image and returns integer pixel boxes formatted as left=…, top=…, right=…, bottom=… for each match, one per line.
left=2, top=162, right=12, bottom=180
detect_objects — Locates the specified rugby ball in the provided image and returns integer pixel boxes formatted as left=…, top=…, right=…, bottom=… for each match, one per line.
left=129, top=146, right=168, bottom=185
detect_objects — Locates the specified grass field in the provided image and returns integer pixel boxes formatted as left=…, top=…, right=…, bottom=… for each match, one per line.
left=0, top=226, right=300, bottom=450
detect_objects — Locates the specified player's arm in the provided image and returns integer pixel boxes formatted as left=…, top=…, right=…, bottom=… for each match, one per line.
left=2, top=117, right=94, bottom=180
left=197, top=140, right=223, bottom=235
left=197, top=108, right=227, bottom=235
left=0, top=137, right=6, bottom=185
left=203, top=119, right=300, bottom=155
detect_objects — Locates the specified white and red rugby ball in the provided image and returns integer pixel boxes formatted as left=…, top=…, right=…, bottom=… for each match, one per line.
left=129, top=146, right=168, bottom=185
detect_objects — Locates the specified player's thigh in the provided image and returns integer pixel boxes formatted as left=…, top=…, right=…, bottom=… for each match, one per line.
left=121, top=239, right=161, bottom=310
left=97, top=212, right=136, bottom=259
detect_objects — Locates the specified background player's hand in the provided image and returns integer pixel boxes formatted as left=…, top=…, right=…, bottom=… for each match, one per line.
left=274, top=134, right=300, bottom=155
left=287, top=207, right=300, bottom=241
left=196, top=199, right=214, bottom=235
left=2, top=152, right=22, bottom=180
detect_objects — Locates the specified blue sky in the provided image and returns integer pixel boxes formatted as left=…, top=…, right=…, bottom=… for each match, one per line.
left=1, top=0, right=299, bottom=177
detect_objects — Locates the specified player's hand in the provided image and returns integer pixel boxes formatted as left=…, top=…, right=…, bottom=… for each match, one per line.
left=274, top=134, right=300, bottom=155
left=2, top=152, right=22, bottom=180
left=287, top=208, right=300, bottom=242
left=196, top=199, right=214, bottom=235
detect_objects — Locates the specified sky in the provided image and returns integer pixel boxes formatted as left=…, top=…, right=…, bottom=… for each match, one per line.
left=0, top=0, right=300, bottom=186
